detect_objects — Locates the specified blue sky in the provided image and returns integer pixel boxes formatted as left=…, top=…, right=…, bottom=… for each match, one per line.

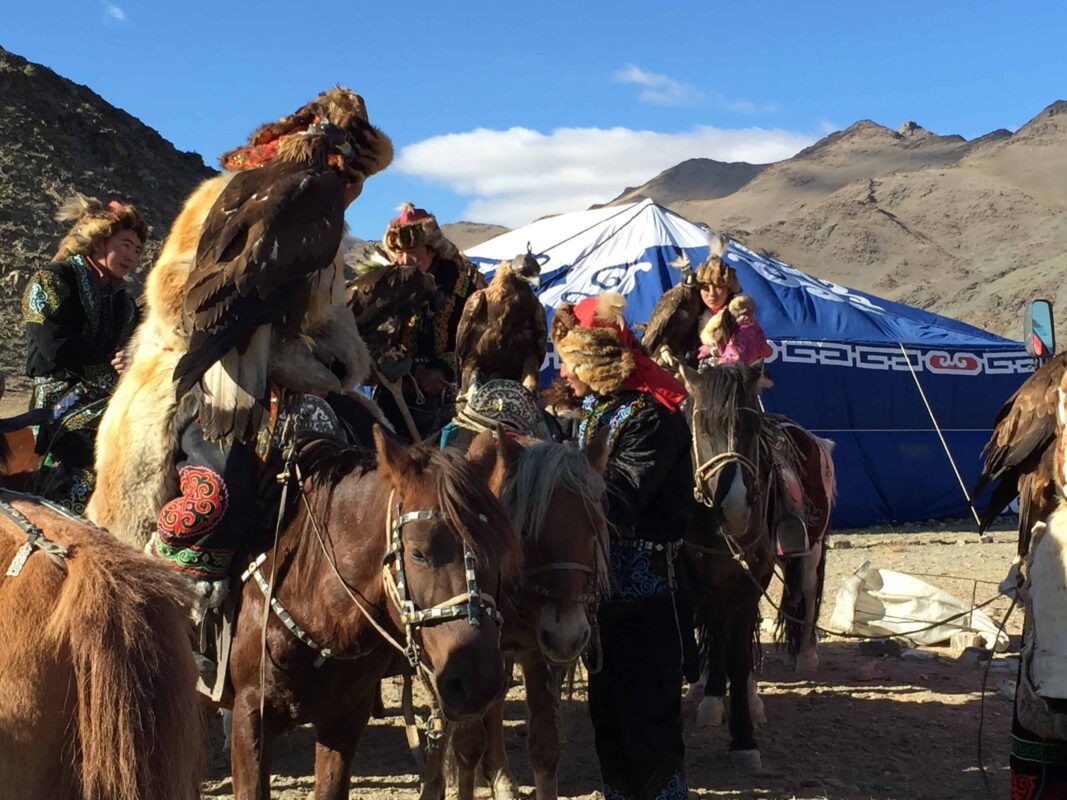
left=6, top=1, right=1067, bottom=237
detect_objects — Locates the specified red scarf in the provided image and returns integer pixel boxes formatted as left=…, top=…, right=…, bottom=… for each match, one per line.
left=572, top=297, right=687, bottom=412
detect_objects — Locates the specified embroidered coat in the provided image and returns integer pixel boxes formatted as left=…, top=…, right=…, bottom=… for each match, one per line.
left=21, top=256, right=139, bottom=512
left=577, top=390, right=692, bottom=600
left=399, top=257, right=486, bottom=381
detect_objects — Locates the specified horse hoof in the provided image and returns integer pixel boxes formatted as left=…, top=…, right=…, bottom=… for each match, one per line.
left=489, top=772, right=520, bottom=800
left=796, top=649, right=820, bottom=676
left=730, top=749, right=762, bottom=770
left=696, top=696, right=725, bottom=727
left=684, top=679, right=705, bottom=701
left=749, top=694, right=767, bottom=726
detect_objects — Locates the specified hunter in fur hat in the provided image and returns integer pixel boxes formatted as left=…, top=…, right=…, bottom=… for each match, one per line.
left=375, top=202, right=487, bottom=440
left=553, top=292, right=696, bottom=800
left=87, top=87, right=392, bottom=693
left=21, top=193, right=146, bottom=512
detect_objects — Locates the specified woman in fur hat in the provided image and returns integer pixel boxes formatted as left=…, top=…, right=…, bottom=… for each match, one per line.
left=691, top=246, right=809, bottom=555
left=553, top=292, right=695, bottom=800
left=693, top=248, right=772, bottom=367
left=21, top=193, right=146, bottom=512
left=376, top=202, right=487, bottom=439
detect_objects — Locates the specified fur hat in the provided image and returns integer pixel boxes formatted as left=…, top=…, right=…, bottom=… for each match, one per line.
left=219, top=85, right=393, bottom=182
left=551, top=293, right=636, bottom=395
left=52, top=193, right=148, bottom=262
left=695, top=233, right=740, bottom=293
left=700, top=293, right=757, bottom=346
left=381, top=202, right=475, bottom=272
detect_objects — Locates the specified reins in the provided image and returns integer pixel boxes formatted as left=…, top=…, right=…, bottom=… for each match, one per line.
left=243, top=450, right=503, bottom=766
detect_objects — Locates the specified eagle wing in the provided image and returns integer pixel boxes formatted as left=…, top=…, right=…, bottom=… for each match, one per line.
left=642, top=285, right=701, bottom=362
left=974, top=351, right=1067, bottom=532
left=454, top=288, right=489, bottom=391
left=174, top=163, right=346, bottom=398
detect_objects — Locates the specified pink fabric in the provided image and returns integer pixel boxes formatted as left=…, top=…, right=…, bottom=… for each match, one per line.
left=698, top=317, right=772, bottom=366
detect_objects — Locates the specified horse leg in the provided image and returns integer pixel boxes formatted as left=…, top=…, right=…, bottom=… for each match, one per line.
left=795, top=540, right=823, bottom=675
left=312, top=703, right=373, bottom=800
left=419, top=726, right=450, bottom=800
left=697, top=605, right=728, bottom=728
left=451, top=718, right=487, bottom=800
left=230, top=691, right=280, bottom=800
left=519, top=652, right=563, bottom=800
left=480, top=693, right=519, bottom=800
left=726, top=603, right=761, bottom=770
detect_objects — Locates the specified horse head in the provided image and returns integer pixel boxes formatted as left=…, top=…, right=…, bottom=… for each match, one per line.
left=372, top=426, right=521, bottom=720
left=678, top=363, right=764, bottom=539
left=477, top=430, right=610, bottom=664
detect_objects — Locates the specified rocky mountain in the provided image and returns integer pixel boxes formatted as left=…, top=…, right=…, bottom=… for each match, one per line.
left=0, top=46, right=215, bottom=379
left=440, top=221, right=510, bottom=251
left=605, top=104, right=1067, bottom=343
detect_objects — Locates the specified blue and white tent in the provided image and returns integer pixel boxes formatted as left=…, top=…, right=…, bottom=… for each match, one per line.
left=466, top=199, right=1034, bottom=527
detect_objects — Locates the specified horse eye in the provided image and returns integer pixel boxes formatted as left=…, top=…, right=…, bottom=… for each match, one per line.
left=410, top=548, right=428, bottom=565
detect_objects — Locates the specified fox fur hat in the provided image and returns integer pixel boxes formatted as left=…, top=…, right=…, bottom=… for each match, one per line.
left=695, top=233, right=741, bottom=293
left=53, top=193, right=148, bottom=262
left=551, top=293, right=636, bottom=395
left=219, top=85, right=394, bottom=183
left=381, top=201, right=477, bottom=273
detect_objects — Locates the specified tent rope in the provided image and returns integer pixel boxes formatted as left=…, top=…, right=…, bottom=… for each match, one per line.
left=897, top=342, right=982, bottom=528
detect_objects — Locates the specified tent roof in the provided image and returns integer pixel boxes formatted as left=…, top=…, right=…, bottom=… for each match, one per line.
left=466, top=199, right=1020, bottom=351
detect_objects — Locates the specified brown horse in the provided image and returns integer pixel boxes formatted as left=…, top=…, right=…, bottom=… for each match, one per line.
left=424, top=432, right=610, bottom=800
left=224, top=426, right=521, bottom=799
left=0, top=490, right=204, bottom=800
left=676, top=363, right=778, bottom=770
left=0, top=409, right=48, bottom=493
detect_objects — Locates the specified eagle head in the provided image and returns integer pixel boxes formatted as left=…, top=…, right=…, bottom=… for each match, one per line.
left=510, top=242, right=543, bottom=285
left=274, top=121, right=355, bottom=167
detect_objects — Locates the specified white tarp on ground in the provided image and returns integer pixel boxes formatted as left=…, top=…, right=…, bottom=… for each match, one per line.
left=829, top=560, right=1009, bottom=651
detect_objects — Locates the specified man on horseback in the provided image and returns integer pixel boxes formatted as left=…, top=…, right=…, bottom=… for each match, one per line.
left=552, top=291, right=694, bottom=800
left=22, top=194, right=146, bottom=513
left=88, top=88, right=393, bottom=690
left=373, top=202, right=487, bottom=440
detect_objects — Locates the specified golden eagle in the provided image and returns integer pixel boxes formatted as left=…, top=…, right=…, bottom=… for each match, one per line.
left=974, top=352, right=1067, bottom=545
left=454, top=247, right=546, bottom=394
left=640, top=251, right=704, bottom=365
left=345, top=263, right=437, bottom=358
left=174, top=122, right=357, bottom=442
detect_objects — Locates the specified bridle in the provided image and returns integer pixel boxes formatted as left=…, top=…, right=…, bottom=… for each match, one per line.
left=520, top=535, right=606, bottom=608
left=688, top=401, right=762, bottom=510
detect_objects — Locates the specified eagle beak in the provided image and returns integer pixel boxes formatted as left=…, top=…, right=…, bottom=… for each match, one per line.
left=336, top=140, right=356, bottom=160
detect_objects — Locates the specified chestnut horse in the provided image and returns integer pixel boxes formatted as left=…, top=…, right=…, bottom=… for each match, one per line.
left=224, top=426, right=521, bottom=799
left=423, top=432, right=610, bottom=800
left=0, top=489, right=203, bottom=800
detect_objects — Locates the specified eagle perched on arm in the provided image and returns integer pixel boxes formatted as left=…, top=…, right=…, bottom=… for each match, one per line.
left=641, top=249, right=706, bottom=365
left=453, top=246, right=547, bottom=394
left=173, top=87, right=393, bottom=443
left=974, top=351, right=1067, bottom=546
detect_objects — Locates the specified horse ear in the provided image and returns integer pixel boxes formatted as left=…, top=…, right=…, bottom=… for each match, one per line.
left=467, top=429, right=518, bottom=495
left=584, top=427, right=611, bottom=474
left=373, top=424, right=414, bottom=485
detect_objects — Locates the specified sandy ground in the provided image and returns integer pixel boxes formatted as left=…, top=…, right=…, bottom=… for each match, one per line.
left=199, top=522, right=1024, bottom=800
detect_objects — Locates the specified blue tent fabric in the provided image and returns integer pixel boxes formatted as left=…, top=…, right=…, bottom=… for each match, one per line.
left=466, top=200, right=1033, bottom=527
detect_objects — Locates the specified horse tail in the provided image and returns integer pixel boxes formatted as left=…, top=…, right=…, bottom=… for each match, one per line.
left=776, top=550, right=826, bottom=659
left=48, top=515, right=204, bottom=800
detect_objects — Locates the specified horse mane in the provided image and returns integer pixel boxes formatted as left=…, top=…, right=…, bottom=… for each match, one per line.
left=501, top=440, right=609, bottom=589
left=693, top=363, right=758, bottom=442
left=501, top=440, right=606, bottom=544
left=0, top=499, right=203, bottom=799
left=297, top=436, right=521, bottom=579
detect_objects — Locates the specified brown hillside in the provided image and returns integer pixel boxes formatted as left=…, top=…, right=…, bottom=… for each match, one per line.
left=0, top=46, right=215, bottom=379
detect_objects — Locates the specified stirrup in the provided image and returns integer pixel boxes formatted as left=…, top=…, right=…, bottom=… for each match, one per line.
left=774, top=513, right=808, bottom=557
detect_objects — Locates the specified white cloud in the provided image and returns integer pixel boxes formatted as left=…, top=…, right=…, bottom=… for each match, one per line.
left=820, top=120, right=841, bottom=135
left=395, top=125, right=817, bottom=227
left=613, top=64, right=702, bottom=107
left=103, top=2, right=127, bottom=22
